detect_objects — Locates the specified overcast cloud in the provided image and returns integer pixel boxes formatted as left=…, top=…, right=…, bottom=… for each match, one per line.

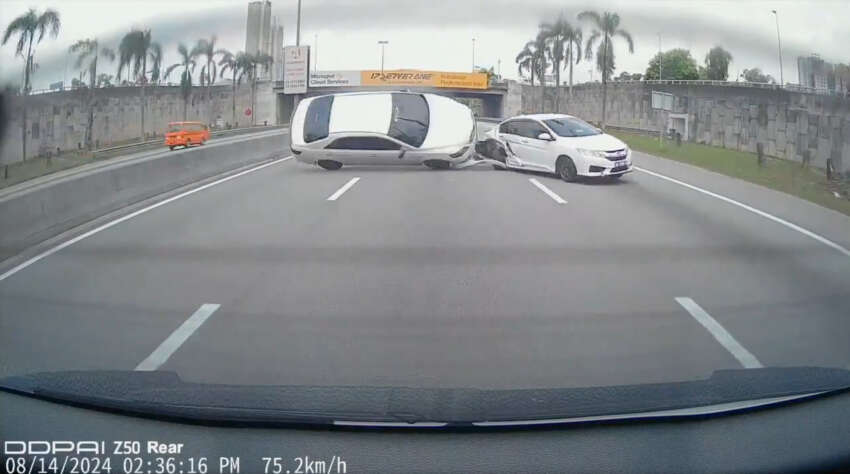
left=2, top=0, right=848, bottom=90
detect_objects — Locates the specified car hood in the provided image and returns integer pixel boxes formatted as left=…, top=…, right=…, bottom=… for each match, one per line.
left=558, top=133, right=626, bottom=151
left=2, top=367, right=849, bottom=429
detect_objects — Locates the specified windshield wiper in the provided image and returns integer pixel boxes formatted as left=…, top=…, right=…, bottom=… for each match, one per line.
left=2, top=367, right=849, bottom=429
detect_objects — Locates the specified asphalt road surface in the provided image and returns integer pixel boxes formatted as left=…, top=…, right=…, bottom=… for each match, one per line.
left=2, top=123, right=849, bottom=390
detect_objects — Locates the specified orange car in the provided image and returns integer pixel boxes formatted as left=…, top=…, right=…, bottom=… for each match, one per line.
left=165, top=122, right=210, bottom=150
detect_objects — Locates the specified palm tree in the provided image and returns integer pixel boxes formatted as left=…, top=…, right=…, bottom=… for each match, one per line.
left=117, top=29, right=160, bottom=141
left=192, top=35, right=221, bottom=124
left=533, top=31, right=549, bottom=112
left=148, top=43, right=163, bottom=85
left=2, top=8, right=60, bottom=160
left=164, top=43, right=196, bottom=120
left=218, top=49, right=242, bottom=127
left=515, top=41, right=537, bottom=86
left=578, top=11, right=633, bottom=129
left=239, top=52, right=272, bottom=126
left=69, top=38, right=116, bottom=150
left=539, top=15, right=582, bottom=109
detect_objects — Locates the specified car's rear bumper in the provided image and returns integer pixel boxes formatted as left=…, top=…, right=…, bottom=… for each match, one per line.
left=292, top=145, right=475, bottom=166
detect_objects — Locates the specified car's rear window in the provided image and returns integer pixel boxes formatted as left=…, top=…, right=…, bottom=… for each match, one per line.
left=304, top=95, right=334, bottom=143
left=325, top=136, right=401, bottom=150
left=388, top=93, right=429, bottom=147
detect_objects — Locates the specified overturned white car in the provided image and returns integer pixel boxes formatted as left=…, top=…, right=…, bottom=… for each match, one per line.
left=290, top=92, right=477, bottom=170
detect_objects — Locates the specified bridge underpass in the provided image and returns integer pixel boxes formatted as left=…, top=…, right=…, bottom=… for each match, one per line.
left=273, top=83, right=507, bottom=123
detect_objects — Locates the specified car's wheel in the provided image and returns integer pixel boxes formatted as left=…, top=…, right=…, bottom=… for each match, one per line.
left=169, top=146, right=175, bottom=151
left=317, top=160, right=343, bottom=170
left=556, top=156, right=578, bottom=182
left=492, top=164, right=505, bottom=170
left=424, top=159, right=451, bottom=170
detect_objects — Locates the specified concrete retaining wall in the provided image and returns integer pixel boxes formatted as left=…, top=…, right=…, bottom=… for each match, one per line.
left=506, top=81, right=850, bottom=172
left=0, top=130, right=288, bottom=261
left=1, top=81, right=276, bottom=163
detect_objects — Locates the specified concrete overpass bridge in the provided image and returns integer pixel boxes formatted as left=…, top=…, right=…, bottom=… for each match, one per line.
left=272, top=81, right=508, bottom=123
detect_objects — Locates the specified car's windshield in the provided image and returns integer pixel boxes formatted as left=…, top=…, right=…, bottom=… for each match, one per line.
left=2, top=0, right=850, bottom=448
left=544, top=117, right=601, bottom=137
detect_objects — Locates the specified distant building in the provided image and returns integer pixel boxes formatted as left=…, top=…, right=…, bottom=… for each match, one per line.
left=245, top=0, right=272, bottom=56
left=271, top=19, right=284, bottom=81
left=798, top=54, right=833, bottom=91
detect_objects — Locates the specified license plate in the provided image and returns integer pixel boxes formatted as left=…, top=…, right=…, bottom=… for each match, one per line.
left=614, top=160, right=628, bottom=168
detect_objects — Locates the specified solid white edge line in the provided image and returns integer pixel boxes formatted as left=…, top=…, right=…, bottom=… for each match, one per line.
left=635, top=166, right=850, bottom=257
left=327, top=177, right=361, bottom=201
left=528, top=178, right=567, bottom=204
left=135, top=303, right=221, bottom=371
left=0, top=156, right=293, bottom=283
left=675, top=297, right=763, bottom=369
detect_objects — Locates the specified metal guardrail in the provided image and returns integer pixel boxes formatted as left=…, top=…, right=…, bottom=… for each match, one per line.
left=91, top=125, right=285, bottom=157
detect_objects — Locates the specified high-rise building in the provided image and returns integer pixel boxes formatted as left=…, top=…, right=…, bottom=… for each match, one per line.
left=270, top=18, right=284, bottom=81
left=245, top=0, right=272, bottom=56
left=798, top=54, right=833, bottom=91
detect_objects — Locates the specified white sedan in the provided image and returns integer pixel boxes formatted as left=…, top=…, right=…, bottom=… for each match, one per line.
left=480, top=114, right=633, bottom=181
left=290, top=92, right=476, bottom=170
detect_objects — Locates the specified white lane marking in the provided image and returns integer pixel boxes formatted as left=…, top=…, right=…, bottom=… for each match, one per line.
left=675, top=297, right=763, bottom=369
left=529, top=178, right=567, bottom=204
left=135, top=303, right=220, bottom=371
left=327, top=177, right=361, bottom=201
left=636, top=166, right=850, bottom=257
left=0, top=156, right=293, bottom=283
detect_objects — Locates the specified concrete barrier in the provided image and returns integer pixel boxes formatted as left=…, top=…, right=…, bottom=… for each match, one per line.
left=0, top=130, right=289, bottom=261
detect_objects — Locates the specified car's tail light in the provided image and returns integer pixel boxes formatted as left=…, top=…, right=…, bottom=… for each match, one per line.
left=449, top=146, right=469, bottom=158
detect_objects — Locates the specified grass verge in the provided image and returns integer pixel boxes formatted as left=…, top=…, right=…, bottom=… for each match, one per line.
left=609, top=130, right=850, bottom=217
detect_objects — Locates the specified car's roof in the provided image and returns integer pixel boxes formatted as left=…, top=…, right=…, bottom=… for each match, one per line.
left=505, top=113, right=576, bottom=121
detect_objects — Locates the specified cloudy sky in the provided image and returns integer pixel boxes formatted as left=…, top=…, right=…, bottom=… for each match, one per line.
left=1, top=0, right=848, bottom=90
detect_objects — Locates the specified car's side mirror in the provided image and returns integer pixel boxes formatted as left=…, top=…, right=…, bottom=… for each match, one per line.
left=538, top=132, right=554, bottom=141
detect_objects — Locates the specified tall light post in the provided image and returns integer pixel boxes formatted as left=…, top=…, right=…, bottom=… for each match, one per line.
left=314, top=33, right=318, bottom=72
left=771, top=9, right=784, bottom=86
left=471, top=38, right=476, bottom=72
left=296, top=0, right=302, bottom=46
left=378, top=40, right=388, bottom=73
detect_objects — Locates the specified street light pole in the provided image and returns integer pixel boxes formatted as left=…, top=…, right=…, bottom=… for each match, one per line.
left=296, top=0, right=302, bottom=46
left=378, top=40, right=388, bottom=73
left=314, top=33, right=318, bottom=72
left=471, top=38, right=476, bottom=72
left=771, top=9, right=784, bottom=86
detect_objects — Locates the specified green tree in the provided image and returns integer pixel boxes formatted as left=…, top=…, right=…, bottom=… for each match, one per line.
left=2, top=7, right=61, bottom=160
left=117, top=29, right=161, bottom=140
left=704, top=46, right=733, bottom=80
left=533, top=30, right=549, bottom=111
left=578, top=10, right=633, bottom=129
left=163, top=43, right=196, bottom=120
left=70, top=38, right=116, bottom=149
left=645, top=49, right=699, bottom=80
left=96, top=73, right=113, bottom=87
left=474, top=65, right=497, bottom=85
left=148, top=43, right=163, bottom=84
left=740, top=68, right=774, bottom=84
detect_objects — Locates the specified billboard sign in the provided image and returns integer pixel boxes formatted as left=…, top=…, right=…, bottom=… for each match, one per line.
left=309, top=70, right=361, bottom=87
left=283, top=45, right=309, bottom=94
left=360, top=70, right=488, bottom=89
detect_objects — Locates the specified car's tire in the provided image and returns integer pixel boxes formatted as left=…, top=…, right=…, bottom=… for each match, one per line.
left=169, top=146, right=175, bottom=151
left=317, top=160, right=343, bottom=170
left=492, top=164, right=505, bottom=170
left=424, top=159, right=451, bottom=170
left=556, top=156, right=578, bottom=182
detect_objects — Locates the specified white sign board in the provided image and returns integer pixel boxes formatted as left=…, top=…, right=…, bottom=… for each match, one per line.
left=310, top=70, right=361, bottom=87
left=651, top=91, right=674, bottom=111
left=283, top=45, right=309, bottom=94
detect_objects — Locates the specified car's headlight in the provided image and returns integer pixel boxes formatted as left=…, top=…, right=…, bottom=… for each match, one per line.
left=577, top=148, right=606, bottom=159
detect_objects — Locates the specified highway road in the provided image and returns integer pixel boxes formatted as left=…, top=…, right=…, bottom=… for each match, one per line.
left=1, top=123, right=850, bottom=390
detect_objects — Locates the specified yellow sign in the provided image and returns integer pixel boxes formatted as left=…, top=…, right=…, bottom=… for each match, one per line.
left=360, top=70, right=488, bottom=89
